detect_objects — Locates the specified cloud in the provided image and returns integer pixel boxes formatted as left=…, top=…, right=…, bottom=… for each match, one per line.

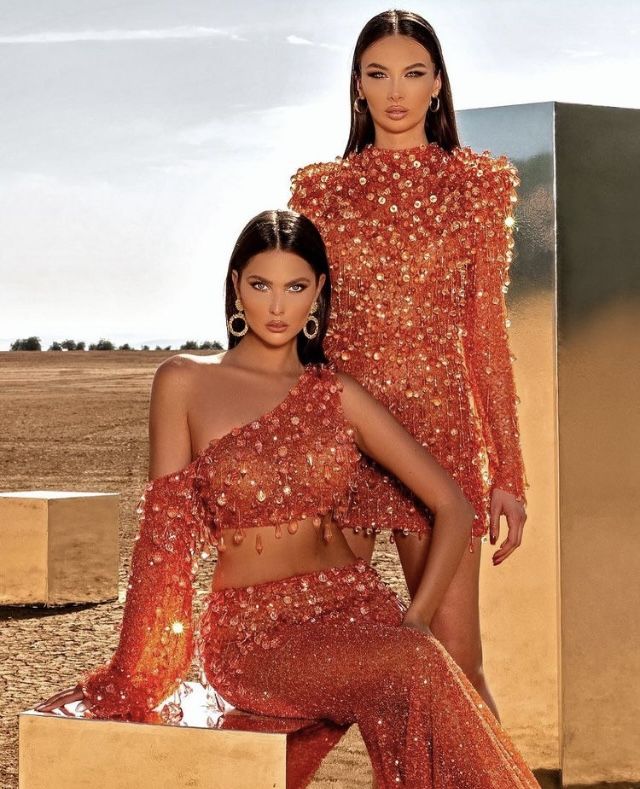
left=286, top=34, right=343, bottom=51
left=561, top=48, right=604, bottom=58
left=175, top=102, right=336, bottom=149
left=287, top=35, right=314, bottom=46
left=0, top=26, right=247, bottom=44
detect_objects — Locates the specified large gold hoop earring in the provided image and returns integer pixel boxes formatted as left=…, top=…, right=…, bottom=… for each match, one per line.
left=353, top=96, right=368, bottom=115
left=429, top=94, right=441, bottom=113
left=303, top=301, right=320, bottom=340
left=227, top=298, right=248, bottom=337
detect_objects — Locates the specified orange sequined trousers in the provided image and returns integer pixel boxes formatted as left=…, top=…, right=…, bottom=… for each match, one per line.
left=198, top=560, right=538, bottom=788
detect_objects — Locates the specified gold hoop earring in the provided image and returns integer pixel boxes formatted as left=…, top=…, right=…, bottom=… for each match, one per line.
left=429, top=94, right=440, bottom=113
left=353, top=96, right=368, bottom=115
left=227, top=297, right=248, bottom=337
left=303, top=301, right=320, bottom=340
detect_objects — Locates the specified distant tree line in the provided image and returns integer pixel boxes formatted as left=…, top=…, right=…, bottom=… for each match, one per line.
left=9, top=336, right=225, bottom=352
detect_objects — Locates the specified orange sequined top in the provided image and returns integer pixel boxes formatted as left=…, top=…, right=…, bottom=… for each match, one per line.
left=289, top=142, right=529, bottom=538
left=79, top=364, right=361, bottom=722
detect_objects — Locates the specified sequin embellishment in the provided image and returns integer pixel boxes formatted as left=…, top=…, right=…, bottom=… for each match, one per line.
left=289, top=142, right=529, bottom=537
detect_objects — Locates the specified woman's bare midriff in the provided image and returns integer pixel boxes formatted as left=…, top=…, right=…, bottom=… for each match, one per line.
left=211, top=512, right=358, bottom=591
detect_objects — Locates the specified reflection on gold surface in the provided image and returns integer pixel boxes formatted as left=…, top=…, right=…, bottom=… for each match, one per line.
left=558, top=300, right=640, bottom=784
left=480, top=292, right=560, bottom=771
left=19, top=710, right=287, bottom=788
left=467, top=101, right=640, bottom=783
left=0, top=492, right=119, bottom=605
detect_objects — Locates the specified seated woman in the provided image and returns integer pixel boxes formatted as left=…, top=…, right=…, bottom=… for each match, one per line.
left=35, top=210, right=538, bottom=788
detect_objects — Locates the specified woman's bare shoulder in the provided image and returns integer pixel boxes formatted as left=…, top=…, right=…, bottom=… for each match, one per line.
left=152, top=351, right=227, bottom=398
left=333, top=370, right=372, bottom=414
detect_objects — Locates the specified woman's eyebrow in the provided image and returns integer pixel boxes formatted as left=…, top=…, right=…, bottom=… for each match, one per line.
left=365, top=61, right=429, bottom=70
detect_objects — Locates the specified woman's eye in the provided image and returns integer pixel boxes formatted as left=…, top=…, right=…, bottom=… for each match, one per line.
left=406, top=71, right=427, bottom=78
left=288, top=284, right=307, bottom=293
left=366, top=71, right=386, bottom=79
left=250, top=281, right=269, bottom=291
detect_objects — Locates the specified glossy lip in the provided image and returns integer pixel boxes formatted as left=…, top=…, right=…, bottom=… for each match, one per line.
left=266, top=321, right=288, bottom=332
left=385, top=106, right=409, bottom=119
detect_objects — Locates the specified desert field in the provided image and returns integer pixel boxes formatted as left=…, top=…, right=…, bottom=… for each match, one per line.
left=0, top=350, right=412, bottom=788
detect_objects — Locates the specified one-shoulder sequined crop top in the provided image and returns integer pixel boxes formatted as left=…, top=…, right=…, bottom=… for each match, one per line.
left=79, top=363, right=363, bottom=722
left=140, top=362, right=361, bottom=555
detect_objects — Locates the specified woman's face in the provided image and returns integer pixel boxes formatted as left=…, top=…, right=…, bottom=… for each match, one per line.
left=232, top=250, right=325, bottom=348
left=357, top=34, right=441, bottom=140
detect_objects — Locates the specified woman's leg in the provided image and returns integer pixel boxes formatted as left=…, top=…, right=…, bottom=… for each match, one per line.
left=395, top=531, right=500, bottom=721
left=203, top=563, right=537, bottom=788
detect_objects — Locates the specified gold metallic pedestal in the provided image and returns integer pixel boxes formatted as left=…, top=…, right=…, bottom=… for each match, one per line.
left=459, top=102, right=640, bottom=785
left=0, top=491, right=119, bottom=605
left=18, top=708, right=317, bottom=789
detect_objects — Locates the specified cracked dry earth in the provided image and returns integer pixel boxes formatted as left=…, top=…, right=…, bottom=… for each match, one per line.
left=0, top=351, right=412, bottom=789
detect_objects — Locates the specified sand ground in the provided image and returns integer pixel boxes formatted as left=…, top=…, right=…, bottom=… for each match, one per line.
left=0, top=351, right=414, bottom=788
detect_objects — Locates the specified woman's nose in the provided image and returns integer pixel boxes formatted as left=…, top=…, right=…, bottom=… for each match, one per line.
left=388, top=80, right=403, bottom=101
left=269, top=295, right=284, bottom=315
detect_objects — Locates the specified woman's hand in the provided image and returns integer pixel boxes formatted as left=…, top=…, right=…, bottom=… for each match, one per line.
left=33, top=683, right=86, bottom=716
left=490, top=488, right=527, bottom=565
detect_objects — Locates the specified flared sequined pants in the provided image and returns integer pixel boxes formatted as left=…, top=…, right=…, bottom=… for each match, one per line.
left=197, top=560, right=538, bottom=789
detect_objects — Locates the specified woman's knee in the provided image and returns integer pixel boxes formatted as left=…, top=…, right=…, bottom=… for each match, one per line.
left=430, top=628, right=484, bottom=682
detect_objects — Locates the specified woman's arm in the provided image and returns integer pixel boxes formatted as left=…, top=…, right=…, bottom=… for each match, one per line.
left=338, top=373, right=474, bottom=628
left=78, top=357, right=210, bottom=722
left=461, top=155, right=528, bottom=505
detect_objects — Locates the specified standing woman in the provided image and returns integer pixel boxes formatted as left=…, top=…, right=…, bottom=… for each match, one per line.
left=289, top=10, right=528, bottom=719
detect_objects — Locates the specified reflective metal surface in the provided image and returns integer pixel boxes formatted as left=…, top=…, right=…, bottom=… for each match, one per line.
left=0, top=491, right=119, bottom=605
left=19, top=710, right=288, bottom=788
left=457, top=101, right=640, bottom=784
left=554, top=102, right=640, bottom=785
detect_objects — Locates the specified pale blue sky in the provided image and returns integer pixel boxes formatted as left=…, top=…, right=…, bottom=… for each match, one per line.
left=1, top=1, right=638, bottom=350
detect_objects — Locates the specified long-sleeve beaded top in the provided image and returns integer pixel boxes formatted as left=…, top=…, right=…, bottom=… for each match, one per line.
left=78, top=364, right=362, bottom=723
left=289, top=142, right=529, bottom=538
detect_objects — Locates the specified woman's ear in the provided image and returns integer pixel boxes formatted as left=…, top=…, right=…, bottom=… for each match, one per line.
left=434, top=71, right=442, bottom=94
left=316, top=273, right=326, bottom=301
left=231, top=270, right=240, bottom=299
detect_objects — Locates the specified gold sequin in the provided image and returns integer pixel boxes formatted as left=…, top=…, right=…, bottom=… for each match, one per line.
left=289, top=142, right=528, bottom=538
left=200, top=560, right=539, bottom=787
left=78, top=364, right=363, bottom=723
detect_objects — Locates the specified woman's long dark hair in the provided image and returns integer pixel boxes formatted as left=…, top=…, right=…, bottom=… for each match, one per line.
left=225, top=210, right=331, bottom=365
left=344, top=10, right=461, bottom=157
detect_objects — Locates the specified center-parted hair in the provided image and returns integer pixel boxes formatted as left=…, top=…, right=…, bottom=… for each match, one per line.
left=224, top=210, right=331, bottom=364
left=344, top=9, right=461, bottom=157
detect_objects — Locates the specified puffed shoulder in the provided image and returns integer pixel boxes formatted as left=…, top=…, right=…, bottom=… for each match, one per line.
left=451, top=145, right=520, bottom=190
left=448, top=146, right=520, bottom=221
left=288, top=158, right=349, bottom=211
left=289, top=158, right=345, bottom=186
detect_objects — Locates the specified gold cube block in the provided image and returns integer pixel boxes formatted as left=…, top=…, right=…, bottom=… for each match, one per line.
left=0, top=491, right=119, bottom=605
left=18, top=707, right=315, bottom=788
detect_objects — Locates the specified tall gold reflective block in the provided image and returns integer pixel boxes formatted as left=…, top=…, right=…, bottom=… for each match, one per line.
left=19, top=710, right=294, bottom=788
left=0, top=491, right=119, bottom=605
left=459, top=102, right=640, bottom=785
